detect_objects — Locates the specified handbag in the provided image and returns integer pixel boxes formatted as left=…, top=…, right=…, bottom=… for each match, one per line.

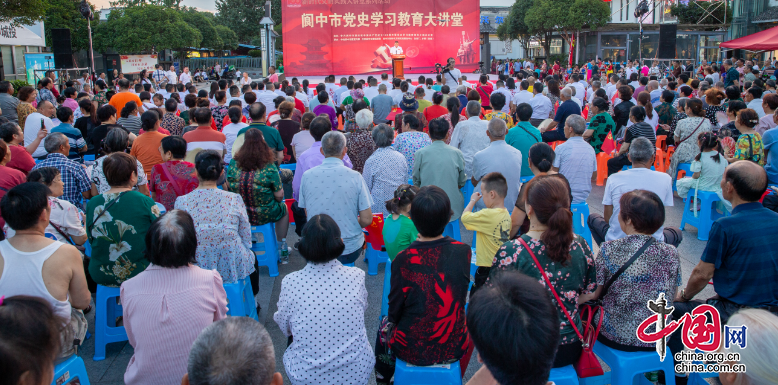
left=518, top=237, right=604, bottom=378
left=677, top=118, right=706, bottom=146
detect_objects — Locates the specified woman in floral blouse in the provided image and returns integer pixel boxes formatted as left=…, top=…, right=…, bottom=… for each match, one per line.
left=16, top=86, right=37, bottom=132
left=393, top=114, right=431, bottom=179
left=93, top=80, right=108, bottom=107
left=175, top=150, right=256, bottom=285
left=580, top=190, right=681, bottom=351
left=149, top=136, right=198, bottom=211
left=726, top=108, right=764, bottom=165
left=86, top=152, right=161, bottom=287
left=346, top=107, right=376, bottom=173
left=584, top=97, right=614, bottom=154
left=488, top=175, right=596, bottom=368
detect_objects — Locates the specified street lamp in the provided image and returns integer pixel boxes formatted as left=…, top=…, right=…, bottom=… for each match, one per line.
left=79, top=0, right=95, bottom=83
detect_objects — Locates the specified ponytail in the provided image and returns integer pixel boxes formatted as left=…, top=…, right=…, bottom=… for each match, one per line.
left=525, top=175, right=574, bottom=264
left=385, top=184, right=420, bottom=215
left=695, top=131, right=723, bottom=163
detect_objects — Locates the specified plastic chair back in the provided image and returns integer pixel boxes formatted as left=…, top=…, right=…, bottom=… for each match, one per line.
left=250, top=223, right=279, bottom=277
left=223, top=275, right=259, bottom=320
left=394, top=359, right=461, bottom=385
left=548, top=364, right=580, bottom=385
left=53, top=355, right=91, bottom=385
left=94, top=285, right=128, bottom=361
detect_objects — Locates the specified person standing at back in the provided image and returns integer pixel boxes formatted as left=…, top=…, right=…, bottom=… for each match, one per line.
left=109, top=79, right=144, bottom=116
left=450, top=101, right=490, bottom=178
left=414, top=117, right=466, bottom=221
left=471, top=119, right=523, bottom=210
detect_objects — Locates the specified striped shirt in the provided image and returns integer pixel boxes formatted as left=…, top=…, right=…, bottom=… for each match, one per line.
left=553, top=136, right=597, bottom=204
left=51, top=123, right=86, bottom=160
left=182, top=126, right=226, bottom=163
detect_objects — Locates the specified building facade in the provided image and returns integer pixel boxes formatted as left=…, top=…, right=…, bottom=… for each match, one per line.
left=0, top=22, right=47, bottom=81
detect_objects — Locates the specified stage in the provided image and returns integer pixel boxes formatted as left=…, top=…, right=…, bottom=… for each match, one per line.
left=282, top=73, right=500, bottom=84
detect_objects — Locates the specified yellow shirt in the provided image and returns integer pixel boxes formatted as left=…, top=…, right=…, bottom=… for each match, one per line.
left=461, top=208, right=512, bottom=267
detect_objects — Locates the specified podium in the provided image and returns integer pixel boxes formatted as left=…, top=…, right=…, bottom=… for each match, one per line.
left=392, top=55, right=405, bottom=80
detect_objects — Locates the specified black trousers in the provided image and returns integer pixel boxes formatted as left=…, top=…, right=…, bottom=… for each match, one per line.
left=542, top=128, right=566, bottom=143
left=291, top=201, right=307, bottom=237
left=588, top=213, right=683, bottom=248
left=607, top=153, right=632, bottom=176
left=763, top=195, right=778, bottom=213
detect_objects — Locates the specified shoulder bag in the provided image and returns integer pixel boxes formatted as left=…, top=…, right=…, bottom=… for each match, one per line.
left=677, top=118, right=706, bottom=146
left=518, top=237, right=604, bottom=378
left=160, top=162, right=184, bottom=196
left=598, top=237, right=655, bottom=300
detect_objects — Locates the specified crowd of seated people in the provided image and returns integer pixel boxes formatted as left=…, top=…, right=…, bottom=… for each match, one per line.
left=1, top=60, right=778, bottom=385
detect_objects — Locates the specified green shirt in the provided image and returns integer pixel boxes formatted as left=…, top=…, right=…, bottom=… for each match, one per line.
left=179, top=110, right=190, bottom=125
left=505, top=121, right=541, bottom=176
left=226, top=159, right=286, bottom=226
left=586, top=112, right=615, bottom=154
left=416, top=99, right=432, bottom=113
left=341, top=96, right=370, bottom=107
left=86, top=191, right=161, bottom=287
left=412, top=140, right=466, bottom=220
left=382, top=214, right=418, bottom=260
left=233, top=122, right=284, bottom=156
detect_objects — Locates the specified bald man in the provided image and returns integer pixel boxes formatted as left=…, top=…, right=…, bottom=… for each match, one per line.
left=669, top=161, right=778, bottom=378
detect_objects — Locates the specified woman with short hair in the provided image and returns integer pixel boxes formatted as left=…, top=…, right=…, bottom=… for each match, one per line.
left=613, top=86, right=635, bottom=137
left=362, top=123, right=408, bottom=216
left=668, top=98, right=712, bottom=180
left=86, top=152, right=161, bottom=287
left=373, top=186, right=473, bottom=384
left=579, top=190, right=681, bottom=352
left=16, top=86, right=37, bottom=132
left=91, top=126, right=149, bottom=195
left=175, top=150, right=255, bottom=285
left=274, top=214, right=375, bottom=385
left=584, top=97, right=615, bottom=154
left=121, top=209, right=228, bottom=385
left=346, top=108, right=376, bottom=173
left=291, top=112, right=316, bottom=159
left=489, top=175, right=596, bottom=368
left=392, top=113, right=431, bottom=179
left=271, top=101, right=301, bottom=163
left=149, top=135, right=198, bottom=211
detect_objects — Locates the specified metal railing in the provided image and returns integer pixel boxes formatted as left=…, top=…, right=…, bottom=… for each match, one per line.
left=183, top=57, right=263, bottom=71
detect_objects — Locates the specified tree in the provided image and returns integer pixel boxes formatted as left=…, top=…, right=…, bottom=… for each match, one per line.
left=215, top=0, right=265, bottom=43
left=181, top=9, right=222, bottom=50
left=215, top=25, right=239, bottom=51
left=0, top=0, right=48, bottom=25
left=44, top=0, right=98, bottom=52
left=526, top=0, right=610, bottom=57
left=496, top=0, right=534, bottom=56
left=94, top=4, right=201, bottom=55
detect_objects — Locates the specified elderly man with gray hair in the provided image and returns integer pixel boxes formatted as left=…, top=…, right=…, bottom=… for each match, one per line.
left=469, top=119, right=523, bottom=210
left=541, top=86, right=581, bottom=143
left=363, top=123, right=408, bottom=215
left=450, top=100, right=490, bottom=178
left=347, top=109, right=377, bottom=173
left=183, top=318, right=282, bottom=385
left=299, top=130, right=374, bottom=264
left=31, top=132, right=92, bottom=208
left=587, top=136, right=681, bottom=247
left=552, top=114, right=597, bottom=205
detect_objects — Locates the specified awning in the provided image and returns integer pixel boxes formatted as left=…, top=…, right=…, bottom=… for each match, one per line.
left=720, top=25, right=778, bottom=51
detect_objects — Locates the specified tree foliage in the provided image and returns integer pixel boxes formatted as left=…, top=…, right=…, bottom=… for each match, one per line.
left=215, top=0, right=266, bottom=43
left=0, top=0, right=48, bottom=25
left=180, top=9, right=222, bottom=50
left=94, top=4, right=201, bottom=54
left=669, top=1, right=732, bottom=25
left=496, top=0, right=534, bottom=53
left=215, top=25, right=239, bottom=50
left=44, top=0, right=98, bottom=52
left=525, top=0, right=610, bottom=57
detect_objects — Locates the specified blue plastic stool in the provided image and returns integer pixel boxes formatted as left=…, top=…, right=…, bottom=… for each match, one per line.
left=679, top=189, right=726, bottom=241
left=408, top=178, right=413, bottom=185
left=52, top=355, right=91, bottom=385
left=548, top=364, right=580, bottom=385
left=94, top=285, right=128, bottom=361
left=343, top=262, right=355, bottom=267
left=460, top=182, right=474, bottom=208
left=380, top=259, right=391, bottom=319
left=570, top=202, right=593, bottom=248
left=593, top=343, right=675, bottom=385
left=223, top=275, right=259, bottom=320
left=250, top=223, right=279, bottom=277
left=365, top=246, right=390, bottom=276
left=394, top=359, right=461, bottom=385
left=520, top=175, right=534, bottom=183
left=279, top=163, right=296, bottom=171
left=155, top=202, right=166, bottom=214
left=673, top=162, right=692, bottom=192
left=442, top=219, right=461, bottom=242
left=83, top=154, right=96, bottom=162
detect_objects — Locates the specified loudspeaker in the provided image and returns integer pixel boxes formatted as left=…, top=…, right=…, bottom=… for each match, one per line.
left=52, top=28, right=73, bottom=69
left=658, top=24, right=677, bottom=59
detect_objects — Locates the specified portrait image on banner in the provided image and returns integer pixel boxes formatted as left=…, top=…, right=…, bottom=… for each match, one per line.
left=281, top=0, right=480, bottom=76
left=24, top=53, right=57, bottom=86
left=120, top=55, right=158, bottom=74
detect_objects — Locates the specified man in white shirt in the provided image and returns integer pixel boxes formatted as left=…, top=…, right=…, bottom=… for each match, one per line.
left=491, top=80, right=513, bottom=114
left=363, top=78, right=380, bottom=104
left=442, top=57, right=461, bottom=86
left=77, top=71, right=90, bottom=92
left=587, top=137, right=681, bottom=247
left=745, top=87, right=766, bottom=118
left=529, top=82, right=553, bottom=125
left=510, top=80, right=534, bottom=114
left=566, top=86, right=583, bottom=109
left=324, top=75, right=340, bottom=102
left=178, top=67, right=192, bottom=85
left=256, top=82, right=278, bottom=114
left=460, top=75, right=473, bottom=89
left=166, top=68, right=177, bottom=84
left=388, top=78, right=403, bottom=106
left=334, top=78, right=348, bottom=105
left=389, top=41, right=403, bottom=56
left=605, top=74, right=619, bottom=99
left=222, top=106, right=249, bottom=163
left=568, top=74, right=586, bottom=104
left=379, top=73, right=392, bottom=90
left=588, top=81, right=601, bottom=104
left=648, top=80, right=662, bottom=104
left=340, top=81, right=354, bottom=106
left=450, top=101, right=490, bottom=178
left=24, top=101, right=56, bottom=158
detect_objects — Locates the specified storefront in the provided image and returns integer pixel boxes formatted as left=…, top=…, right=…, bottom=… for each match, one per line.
left=576, top=29, right=727, bottom=65
left=0, top=22, right=46, bottom=81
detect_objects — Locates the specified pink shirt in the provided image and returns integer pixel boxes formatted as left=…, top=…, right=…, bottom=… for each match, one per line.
left=121, top=264, right=227, bottom=385
left=62, top=98, right=79, bottom=113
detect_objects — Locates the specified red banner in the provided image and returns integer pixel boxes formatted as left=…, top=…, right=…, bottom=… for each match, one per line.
left=281, top=0, right=480, bottom=76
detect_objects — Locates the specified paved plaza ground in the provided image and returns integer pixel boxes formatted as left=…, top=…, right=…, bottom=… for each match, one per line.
left=75, top=181, right=719, bottom=384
